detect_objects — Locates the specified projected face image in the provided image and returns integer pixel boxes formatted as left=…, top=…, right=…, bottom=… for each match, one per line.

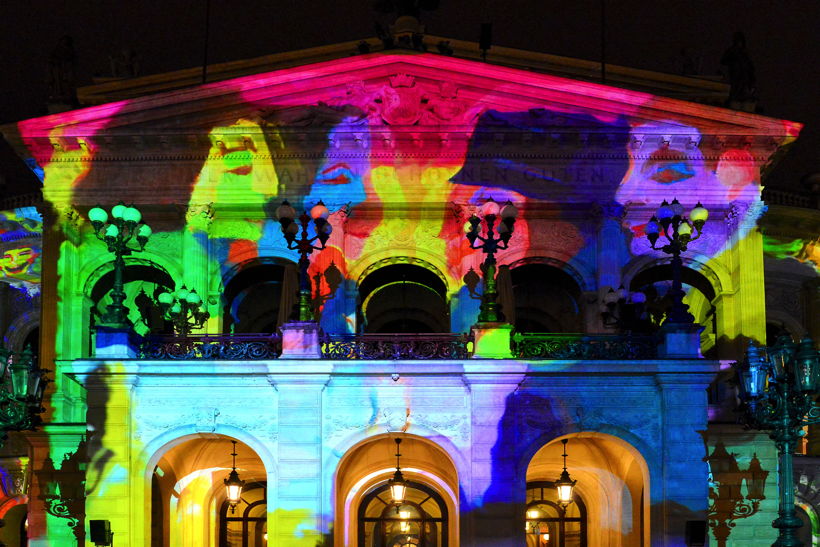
left=1, top=247, right=39, bottom=277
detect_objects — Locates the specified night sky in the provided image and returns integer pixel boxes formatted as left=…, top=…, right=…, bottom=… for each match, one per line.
left=1, top=1, right=817, bottom=190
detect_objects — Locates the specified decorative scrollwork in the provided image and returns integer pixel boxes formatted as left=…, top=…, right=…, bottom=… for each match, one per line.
left=322, top=334, right=471, bottom=360
left=139, top=333, right=282, bottom=360
left=512, top=333, right=658, bottom=360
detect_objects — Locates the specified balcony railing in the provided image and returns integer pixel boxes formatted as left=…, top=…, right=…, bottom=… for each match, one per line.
left=135, top=331, right=659, bottom=361
left=512, top=333, right=658, bottom=360
left=321, top=333, right=472, bottom=360
left=139, top=333, right=282, bottom=360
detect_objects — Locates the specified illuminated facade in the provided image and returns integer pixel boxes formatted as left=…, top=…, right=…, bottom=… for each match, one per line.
left=0, top=48, right=817, bottom=546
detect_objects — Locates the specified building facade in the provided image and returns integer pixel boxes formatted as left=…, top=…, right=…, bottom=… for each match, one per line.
left=0, top=48, right=817, bottom=546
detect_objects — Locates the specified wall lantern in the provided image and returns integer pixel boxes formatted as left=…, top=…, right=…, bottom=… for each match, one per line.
left=554, top=439, right=577, bottom=507
left=224, top=440, right=245, bottom=514
left=388, top=438, right=408, bottom=507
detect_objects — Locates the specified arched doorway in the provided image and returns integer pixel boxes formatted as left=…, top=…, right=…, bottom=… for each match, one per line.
left=526, top=481, right=587, bottom=547
left=510, top=264, right=583, bottom=332
left=335, top=435, right=459, bottom=547
left=358, top=480, right=448, bottom=546
left=526, top=433, right=649, bottom=547
left=150, top=435, right=267, bottom=547
left=358, top=263, right=449, bottom=333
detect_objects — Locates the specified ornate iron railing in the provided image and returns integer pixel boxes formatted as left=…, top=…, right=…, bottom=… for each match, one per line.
left=512, top=333, right=658, bottom=360
left=322, top=333, right=472, bottom=360
left=139, top=333, right=282, bottom=360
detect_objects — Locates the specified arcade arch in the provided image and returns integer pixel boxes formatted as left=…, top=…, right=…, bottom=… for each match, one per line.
left=335, top=434, right=459, bottom=547
left=221, top=258, right=298, bottom=333
left=509, top=263, right=584, bottom=332
left=149, top=435, right=266, bottom=547
left=526, top=433, right=650, bottom=547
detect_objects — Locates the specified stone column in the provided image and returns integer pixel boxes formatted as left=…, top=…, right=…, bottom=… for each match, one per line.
left=184, top=203, right=214, bottom=331
left=274, top=370, right=330, bottom=545
left=25, top=424, right=86, bottom=547
left=463, top=368, right=525, bottom=546
left=653, top=365, right=718, bottom=547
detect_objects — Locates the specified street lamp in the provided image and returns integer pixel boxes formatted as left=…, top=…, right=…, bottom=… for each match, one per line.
left=733, top=337, right=820, bottom=546
left=0, top=345, right=48, bottom=444
left=601, top=285, right=649, bottom=332
left=275, top=200, right=332, bottom=322
left=88, top=203, right=152, bottom=328
left=388, top=437, right=408, bottom=509
left=554, top=439, right=577, bottom=508
left=224, top=440, right=245, bottom=514
left=156, top=286, right=209, bottom=336
left=644, top=199, right=708, bottom=324
left=464, top=198, right=517, bottom=323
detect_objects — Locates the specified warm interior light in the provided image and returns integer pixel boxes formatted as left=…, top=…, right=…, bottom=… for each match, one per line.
left=555, top=439, right=577, bottom=506
left=526, top=509, right=539, bottom=519
left=388, top=438, right=408, bottom=506
left=224, top=440, right=245, bottom=514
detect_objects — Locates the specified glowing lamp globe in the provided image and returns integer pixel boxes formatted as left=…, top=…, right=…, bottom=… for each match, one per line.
left=678, top=222, right=693, bottom=238
left=111, top=203, right=127, bottom=219
left=794, top=337, right=820, bottom=393
left=542, top=532, right=550, bottom=542
left=104, top=224, right=119, bottom=238
left=170, top=303, right=182, bottom=315
left=137, top=224, right=152, bottom=239
left=122, top=206, right=142, bottom=224
left=186, top=290, right=201, bottom=305
left=670, top=198, right=685, bottom=217
left=656, top=200, right=673, bottom=221
left=157, top=292, right=174, bottom=305
left=500, top=200, right=518, bottom=219
left=88, top=206, right=108, bottom=224
left=481, top=198, right=500, bottom=217
left=276, top=201, right=296, bottom=221
left=177, top=287, right=190, bottom=300
left=690, top=202, right=709, bottom=224
left=526, top=509, right=539, bottom=519
left=310, top=200, right=330, bottom=219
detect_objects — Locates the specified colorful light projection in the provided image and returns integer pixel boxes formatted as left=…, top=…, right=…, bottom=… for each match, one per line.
left=0, top=209, right=42, bottom=292
left=8, top=54, right=802, bottom=544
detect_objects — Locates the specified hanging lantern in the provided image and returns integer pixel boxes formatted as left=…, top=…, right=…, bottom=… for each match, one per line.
left=224, top=440, right=245, bottom=514
left=555, top=439, right=577, bottom=507
left=388, top=438, right=408, bottom=506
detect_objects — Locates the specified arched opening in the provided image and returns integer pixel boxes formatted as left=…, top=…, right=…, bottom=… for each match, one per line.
left=526, top=433, right=649, bottom=547
left=629, top=264, right=717, bottom=355
left=358, top=480, right=448, bottom=546
left=358, top=264, right=449, bottom=333
left=510, top=264, right=583, bottom=332
left=90, top=262, right=174, bottom=336
left=222, top=259, right=297, bottom=333
left=149, top=435, right=266, bottom=547
left=526, top=481, right=587, bottom=547
left=335, top=435, right=459, bottom=547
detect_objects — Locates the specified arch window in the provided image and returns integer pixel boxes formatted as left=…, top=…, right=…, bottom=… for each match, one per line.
left=526, top=481, right=587, bottom=547
left=510, top=264, right=583, bottom=332
left=219, top=481, right=267, bottom=547
left=222, top=259, right=297, bottom=333
left=358, top=481, right=448, bottom=547
left=358, top=264, right=449, bottom=333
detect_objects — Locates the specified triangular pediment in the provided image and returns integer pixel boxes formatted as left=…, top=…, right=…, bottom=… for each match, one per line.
left=5, top=52, right=800, bottom=142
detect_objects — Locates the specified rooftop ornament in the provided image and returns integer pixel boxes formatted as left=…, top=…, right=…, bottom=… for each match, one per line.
left=644, top=199, right=708, bottom=324
left=88, top=203, right=152, bottom=329
left=464, top=198, right=517, bottom=323
left=276, top=200, right=332, bottom=322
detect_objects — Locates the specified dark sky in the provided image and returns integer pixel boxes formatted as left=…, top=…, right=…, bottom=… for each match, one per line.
left=1, top=1, right=817, bottom=189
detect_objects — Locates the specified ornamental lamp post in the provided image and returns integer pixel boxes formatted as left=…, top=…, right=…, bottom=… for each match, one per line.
left=644, top=199, right=708, bottom=324
left=156, top=285, right=210, bottom=336
left=275, top=200, right=332, bottom=322
left=554, top=438, right=577, bottom=508
left=464, top=198, right=517, bottom=323
left=388, top=437, right=408, bottom=509
left=0, top=345, right=48, bottom=445
left=88, top=203, right=152, bottom=329
left=224, top=440, right=245, bottom=514
left=733, top=337, right=820, bottom=546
